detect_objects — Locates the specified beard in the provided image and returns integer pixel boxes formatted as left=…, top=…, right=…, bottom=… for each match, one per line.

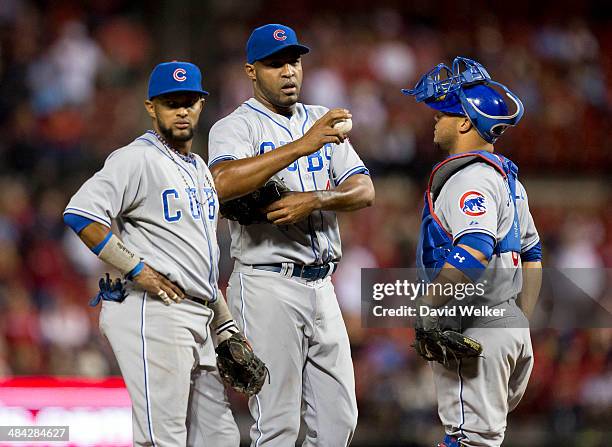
left=262, top=83, right=299, bottom=109
left=158, top=120, right=195, bottom=143
left=434, top=132, right=454, bottom=153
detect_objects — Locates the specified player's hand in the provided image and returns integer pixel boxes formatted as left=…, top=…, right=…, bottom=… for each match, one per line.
left=133, top=264, right=185, bottom=305
left=263, top=192, right=321, bottom=225
left=298, top=108, right=351, bottom=155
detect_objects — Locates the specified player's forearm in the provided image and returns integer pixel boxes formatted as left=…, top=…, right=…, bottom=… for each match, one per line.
left=209, top=290, right=240, bottom=344
left=79, top=221, right=111, bottom=249
left=77, top=221, right=144, bottom=278
left=517, top=261, right=542, bottom=320
left=422, top=267, right=468, bottom=308
left=314, top=174, right=375, bottom=211
left=212, top=139, right=316, bottom=202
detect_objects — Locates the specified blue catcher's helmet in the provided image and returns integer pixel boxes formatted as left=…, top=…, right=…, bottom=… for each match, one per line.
left=401, top=57, right=524, bottom=144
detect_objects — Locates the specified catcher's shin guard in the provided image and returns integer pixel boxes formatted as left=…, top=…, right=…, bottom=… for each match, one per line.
left=437, top=435, right=463, bottom=447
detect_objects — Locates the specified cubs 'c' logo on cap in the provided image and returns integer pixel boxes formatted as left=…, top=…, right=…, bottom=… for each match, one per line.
left=273, top=29, right=287, bottom=41
left=459, top=190, right=487, bottom=216
left=173, top=68, right=187, bottom=82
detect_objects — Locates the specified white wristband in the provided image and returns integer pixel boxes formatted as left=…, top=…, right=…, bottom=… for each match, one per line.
left=215, top=320, right=240, bottom=344
left=209, top=293, right=240, bottom=344
left=98, top=234, right=141, bottom=276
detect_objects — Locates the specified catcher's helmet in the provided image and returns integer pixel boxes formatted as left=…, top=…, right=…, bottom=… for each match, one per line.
left=401, top=57, right=524, bottom=144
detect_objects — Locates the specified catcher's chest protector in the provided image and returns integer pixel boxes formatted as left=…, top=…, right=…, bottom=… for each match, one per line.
left=417, top=150, right=521, bottom=282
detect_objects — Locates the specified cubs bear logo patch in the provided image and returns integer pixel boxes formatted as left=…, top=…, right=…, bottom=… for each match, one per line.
left=459, top=190, right=487, bottom=216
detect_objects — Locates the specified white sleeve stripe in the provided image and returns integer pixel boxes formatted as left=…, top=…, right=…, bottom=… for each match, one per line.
left=336, top=165, right=369, bottom=185
left=521, top=237, right=540, bottom=253
left=63, top=207, right=111, bottom=227
left=208, top=154, right=238, bottom=167
left=452, top=228, right=497, bottom=244
left=216, top=320, right=238, bottom=334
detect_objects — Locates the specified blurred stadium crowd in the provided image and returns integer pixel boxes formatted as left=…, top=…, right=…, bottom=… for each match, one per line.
left=0, top=0, right=610, bottom=445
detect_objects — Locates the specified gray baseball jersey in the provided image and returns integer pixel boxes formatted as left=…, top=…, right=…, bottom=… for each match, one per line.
left=208, top=97, right=369, bottom=265
left=431, top=160, right=538, bottom=446
left=65, top=130, right=220, bottom=301
left=434, top=162, right=539, bottom=310
left=209, top=98, right=363, bottom=446
left=64, top=131, right=240, bottom=445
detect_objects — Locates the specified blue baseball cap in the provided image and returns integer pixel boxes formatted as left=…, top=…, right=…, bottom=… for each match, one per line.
left=246, top=24, right=310, bottom=64
left=147, top=61, right=209, bottom=100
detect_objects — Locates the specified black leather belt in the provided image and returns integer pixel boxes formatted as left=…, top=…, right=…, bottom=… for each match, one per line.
left=252, top=262, right=337, bottom=281
left=189, top=296, right=210, bottom=307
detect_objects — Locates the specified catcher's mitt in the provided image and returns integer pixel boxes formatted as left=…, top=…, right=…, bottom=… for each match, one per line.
left=216, top=333, right=268, bottom=396
left=220, top=180, right=289, bottom=225
left=413, top=328, right=483, bottom=366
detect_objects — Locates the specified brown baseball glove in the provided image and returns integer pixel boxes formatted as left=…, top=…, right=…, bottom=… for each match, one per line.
left=216, top=333, right=268, bottom=396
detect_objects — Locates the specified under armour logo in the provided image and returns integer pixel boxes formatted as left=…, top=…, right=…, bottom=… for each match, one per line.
left=454, top=253, right=465, bottom=263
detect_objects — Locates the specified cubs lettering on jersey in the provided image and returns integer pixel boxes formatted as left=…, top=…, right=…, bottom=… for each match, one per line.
left=208, top=97, right=369, bottom=266
left=212, top=91, right=361, bottom=447
left=65, top=131, right=220, bottom=301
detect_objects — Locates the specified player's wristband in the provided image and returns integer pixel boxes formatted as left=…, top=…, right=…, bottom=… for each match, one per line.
left=446, top=246, right=486, bottom=282
left=215, top=320, right=240, bottom=344
left=126, top=261, right=145, bottom=280
left=97, top=233, right=142, bottom=276
left=209, top=294, right=240, bottom=344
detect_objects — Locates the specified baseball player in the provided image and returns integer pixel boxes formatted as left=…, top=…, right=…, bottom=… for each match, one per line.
left=402, top=57, right=543, bottom=447
left=62, top=61, right=241, bottom=446
left=208, top=24, right=375, bottom=446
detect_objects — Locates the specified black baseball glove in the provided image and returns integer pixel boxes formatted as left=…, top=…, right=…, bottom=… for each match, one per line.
left=219, top=180, right=289, bottom=225
left=413, top=328, right=483, bottom=366
left=216, top=333, right=268, bottom=396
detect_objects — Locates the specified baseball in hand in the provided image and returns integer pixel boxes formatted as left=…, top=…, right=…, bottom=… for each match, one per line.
left=333, top=118, right=352, bottom=134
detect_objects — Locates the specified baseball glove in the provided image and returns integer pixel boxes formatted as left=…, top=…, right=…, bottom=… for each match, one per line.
left=219, top=180, right=289, bottom=225
left=216, top=333, right=268, bottom=396
left=89, top=273, right=127, bottom=307
left=413, top=328, right=483, bottom=366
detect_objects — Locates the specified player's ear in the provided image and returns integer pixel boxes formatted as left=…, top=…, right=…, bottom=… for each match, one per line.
left=457, top=117, right=472, bottom=134
left=144, top=99, right=156, bottom=119
left=245, top=63, right=256, bottom=81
